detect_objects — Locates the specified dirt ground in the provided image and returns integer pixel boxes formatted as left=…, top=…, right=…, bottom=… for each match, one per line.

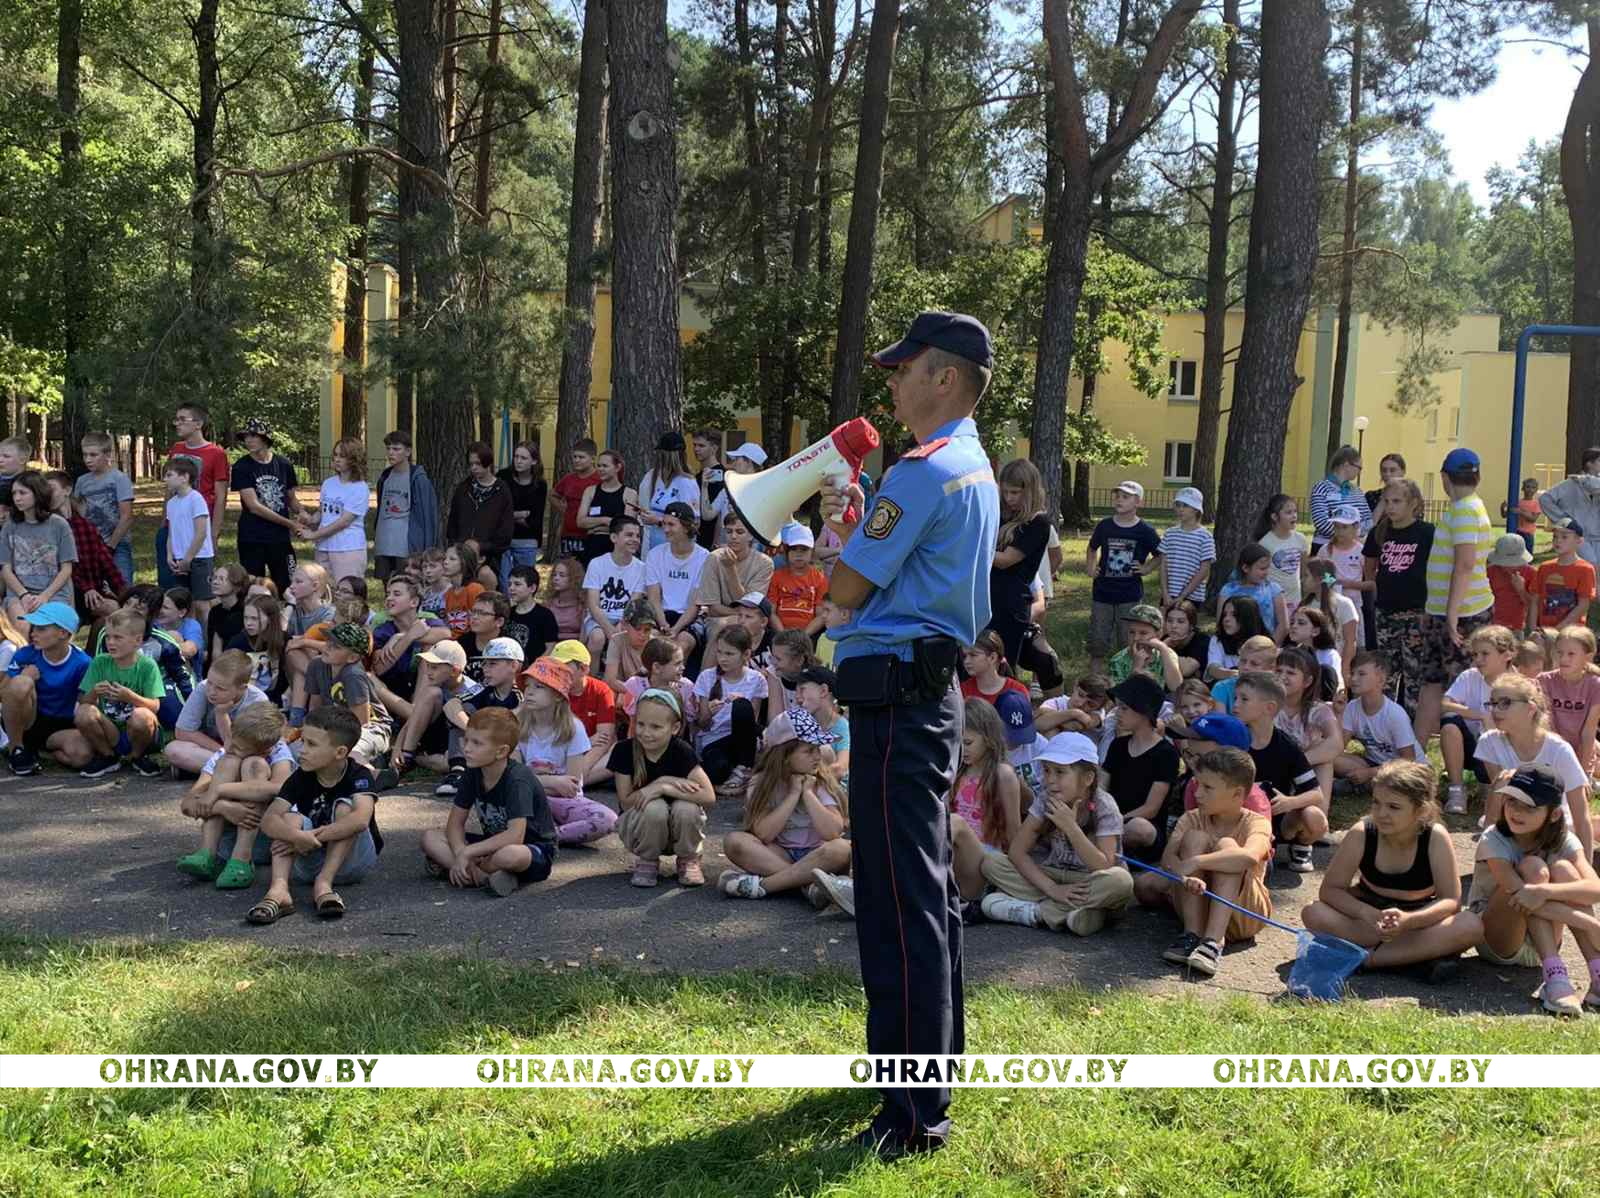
left=0, top=768, right=1578, bottom=1015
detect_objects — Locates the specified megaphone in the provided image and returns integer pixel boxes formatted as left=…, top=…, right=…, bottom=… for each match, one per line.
left=724, top=418, right=880, bottom=548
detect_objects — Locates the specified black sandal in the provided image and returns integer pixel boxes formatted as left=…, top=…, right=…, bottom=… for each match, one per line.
left=316, top=891, right=347, bottom=919
left=246, top=897, right=293, bottom=925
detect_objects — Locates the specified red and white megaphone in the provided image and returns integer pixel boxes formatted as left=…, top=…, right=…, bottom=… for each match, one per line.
left=724, top=418, right=880, bottom=548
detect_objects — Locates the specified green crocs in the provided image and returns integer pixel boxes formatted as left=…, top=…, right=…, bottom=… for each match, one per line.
left=176, top=851, right=223, bottom=881
left=214, top=859, right=256, bottom=890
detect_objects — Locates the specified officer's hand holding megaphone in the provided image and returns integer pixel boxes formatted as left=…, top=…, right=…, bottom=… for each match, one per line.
left=819, top=477, right=866, bottom=541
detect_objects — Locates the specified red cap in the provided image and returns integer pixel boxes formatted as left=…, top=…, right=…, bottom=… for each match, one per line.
left=830, top=418, right=880, bottom=470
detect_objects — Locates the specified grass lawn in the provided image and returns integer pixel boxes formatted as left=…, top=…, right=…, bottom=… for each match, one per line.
left=3, top=936, right=1600, bottom=1196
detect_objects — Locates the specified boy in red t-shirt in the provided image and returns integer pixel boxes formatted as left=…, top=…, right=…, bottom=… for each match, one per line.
left=767, top=524, right=828, bottom=635
left=1532, top=518, right=1595, bottom=629
left=1486, top=534, right=1535, bottom=633
left=550, top=438, right=601, bottom=559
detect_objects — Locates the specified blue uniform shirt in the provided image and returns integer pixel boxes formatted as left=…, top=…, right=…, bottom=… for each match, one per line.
left=830, top=417, right=998, bottom=663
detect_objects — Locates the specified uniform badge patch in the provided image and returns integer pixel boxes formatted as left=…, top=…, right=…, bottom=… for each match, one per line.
left=863, top=499, right=903, bottom=540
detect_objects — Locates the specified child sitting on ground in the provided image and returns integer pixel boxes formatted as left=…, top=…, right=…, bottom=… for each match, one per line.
left=764, top=628, right=816, bottom=719
left=603, top=595, right=661, bottom=696
left=205, top=564, right=249, bottom=665
left=70, top=608, right=165, bottom=779
left=176, top=702, right=296, bottom=889
left=620, top=636, right=696, bottom=736
left=719, top=708, right=852, bottom=902
left=1515, top=639, right=1548, bottom=680
left=421, top=707, right=556, bottom=898
left=795, top=665, right=848, bottom=779
left=227, top=594, right=288, bottom=707
left=1150, top=747, right=1273, bottom=978
left=693, top=624, right=767, bottom=798
left=167, top=649, right=268, bottom=777
left=1232, top=671, right=1327, bottom=873
left=1107, top=604, right=1181, bottom=690
left=1104, top=674, right=1180, bottom=861
left=518, top=655, right=617, bottom=847
left=2, top=603, right=92, bottom=774
left=1174, top=678, right=1215, bottom=727
left=253, top=706, right=383, bottom=923
left=503, top=565, right=560, bottom=663
left=158, top=587, right=204, bottom=672
left=1206, top=595, right=1265, bottom=683
left=1537, top=625, right=1600, bottom=780
left=1304, top=760, right=1483, bottom=985
left=1474, top=673, right=1595, bottom=861
left=979, top=731, right=1135, bottom=934
left=1285, top=605, right=1344, bottom=697
left=1273, top=646, right=1341, bottom=801
left=1466, top=765, right=1600, bottom=1017
left=442, top=543, right=487, bottom=636
left=1209, top=635, right=1277, bottom=714
left=418, top=548, right=448, bottom=616
left=283, top=563, right=335, bottom=728
left=390, top=640, right=479, bottom=793
left=949, top=698, right=1023, bottom=911
left=1217, top=544, right=1289, bottom=643
left=305, top=623, right=393, bottom=769
left=610, top=687, right=715, bottom=887
left=1035, top=673, right=1110, bottom=746
left=1439, top=623, right=1518, bottom=814
left=1336, top=651, right=1420, bottom=786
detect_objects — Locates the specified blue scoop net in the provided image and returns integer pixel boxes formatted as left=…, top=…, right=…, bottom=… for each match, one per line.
left=1119, top=856, right=1370, bottom=1000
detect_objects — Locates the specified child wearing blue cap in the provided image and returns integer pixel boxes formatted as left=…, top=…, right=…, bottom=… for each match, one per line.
left=2, top=602, right=92, bottom=774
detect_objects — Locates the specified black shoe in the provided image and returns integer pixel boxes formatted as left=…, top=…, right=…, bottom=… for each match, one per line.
left=7, top=745, right=39, bottom=777
left=80, top=754, right=122, bottom=779
left=841, top=1126, right=948, bottom=1162
left=434, top=768, right=464, bottom=797
left=129, top=754, right=164, bottom=778
left=959, top=899, right=985, bottom=926
left=371, top=767, right=400, bottom=792
left=1162, top=931, right=1204, bottom=965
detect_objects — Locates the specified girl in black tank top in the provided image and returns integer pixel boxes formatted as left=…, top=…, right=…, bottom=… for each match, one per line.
left=1300, top=761, right=1482, bottom=976
left=582, top=485, right=627, bottom=563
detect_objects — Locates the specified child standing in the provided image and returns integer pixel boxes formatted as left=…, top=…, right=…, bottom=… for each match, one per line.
left=1487, top=534, right=1535, bottom=635
left=302, top=437, right=370, bottom=586
left=767, top=524, right=828, bottom=636
left=254, top=706, right=383, bottom=921
left=1151, top=747, right=1274, bottom=977
left=1364, top=477, right=1435, bottom=712
left=1537, top=625, right=1600, bottom=778
left=0, top=471, right=76, bottom=620
left=69, top=608, right=165, bottom=778
left=1439, top=624, right=1518, bottom=813
left=692, top=624, right=768, bottom=797
left=1085, top=480, right=1161, bottom=674
left=1502, top=476, right=1542, bottom=554
left=1253, top=493, right=1310, bottom=615
left=518, top=655, right=618, bottom=846
left=1158, top=486, right=1215, bottom=607
left=162, top=459, right=214, bottom=623
left=610, top=687, right=715, bottom=887
left=1467, top=766, right=1600, bottom=1016
left=720, top=708, right=851, bottom=901
left=1335, top=652, right=1421, bottom=785
left=1305, top=760, right=1483, bottom=983
left=1217, top=545, right=1289, bottom=642
left=979, top=731, right=1135, bottom=934
left=551, top=439, right=601, bottom=560
left=45, top=470, right=121, bottom=629
left=74, top=432, right=135, bottom=588
left=372, top=430, right=441, bottom=582
left=1533, top=517, right=1595, bottom=629
left=421, top=707, right=556, bottom=897
left=176, top=702, right=296, bottom=889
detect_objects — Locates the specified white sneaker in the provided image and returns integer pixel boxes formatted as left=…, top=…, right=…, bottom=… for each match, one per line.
left=715, top=765, right=752, bottom=800
left=719, top=870, right=766, bottom=899
left=979, top=892, right=1042, bottom=928
left=1540, top=966, right=1584, bottom=1018
left=1444, top=785, right=1467, bottom=816
left=810, top=870, right=856, bottom=917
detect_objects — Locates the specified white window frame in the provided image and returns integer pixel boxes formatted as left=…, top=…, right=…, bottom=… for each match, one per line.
left=1163, top=440, right=1194, bottom=483
left=1167, top=358, right=1199, bottom=402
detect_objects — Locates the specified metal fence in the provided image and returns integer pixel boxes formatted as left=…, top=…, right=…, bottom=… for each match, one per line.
left=1083, top=487, right=1457, bottom=523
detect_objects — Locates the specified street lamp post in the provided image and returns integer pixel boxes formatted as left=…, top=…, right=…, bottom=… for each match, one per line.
left=1354, top=415, right=1369, bottom=458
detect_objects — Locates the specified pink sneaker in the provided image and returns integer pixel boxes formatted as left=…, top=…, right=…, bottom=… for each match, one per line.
left=630, top=858, right=660, bottom=888
left=1540, top=964, right=1583, bottom=1017
left=677, top=857, right=705, bottom=886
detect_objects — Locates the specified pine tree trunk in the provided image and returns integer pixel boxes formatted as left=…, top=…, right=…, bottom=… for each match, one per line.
left=912, top=19, right=933, bottom=269
left=817, top=117, right=833, bottom=278
left=1562, top=16, right=1600, bottom=474
left=1190, top=0, right=1242, bottom=518
left=472, top=0, right=503, bottom=446
left=1214, top=0, right=1330, bottom=580
left=397, top=0, right=474, bottom=518
left=1032, top=181, right=1093, bottom=517
left=1325, top=0, right=1363, bottom=467
left=396, top=170, right=416, bottom=436
left=57, top=0, right=89, bottom=475
left=551, top=0, right=608, bottom=556
left=828, top=0, right=900, bottom=426
left=342, top=33, right=374, bottom=444
left=734, top=0, right=778, bottom=454
left=607, top=0, right=682, bottom=473
left=191, top=0, right=222, bottom=398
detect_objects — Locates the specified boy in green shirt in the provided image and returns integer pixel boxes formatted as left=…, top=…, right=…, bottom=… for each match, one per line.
left=72, top=608, right=165, bottom=778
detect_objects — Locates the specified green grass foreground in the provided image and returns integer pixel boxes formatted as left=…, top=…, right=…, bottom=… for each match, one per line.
left=2, top=938, right=1599, bottom=1196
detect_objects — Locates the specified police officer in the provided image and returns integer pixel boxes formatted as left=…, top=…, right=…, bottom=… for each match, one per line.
left=821, top=311, right=999, bottom=1160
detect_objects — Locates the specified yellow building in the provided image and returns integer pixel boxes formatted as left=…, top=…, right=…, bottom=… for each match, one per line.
left=975, top=193, right=1572, bottom=511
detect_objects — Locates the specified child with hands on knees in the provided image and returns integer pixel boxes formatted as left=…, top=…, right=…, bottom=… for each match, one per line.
left=176, top=702, right=296, bottom=890
left=167, top=649, right=267, bottom=777
left=251, top=706, right=384, bottom=922
left=1474, top=673, right=1596, bottom=861
left=1439, top=623, right=1518, bottom=814
left=949, top=698, right=1024, bottom=910
left=1148, top=747, right=1274, bottom=977
left=719, top=708, right=852, bottom=902
left=1466, top=765, right=1600, bottom=1017
left=978, top=732, right=1135, bottom=934
left=610, top=687, right=715, bottom=887
left=1304, top=760, right=1483, bottom=984
left=421, top=707, right=557, bottom=898
left=518, top=655, right=617, bottom=846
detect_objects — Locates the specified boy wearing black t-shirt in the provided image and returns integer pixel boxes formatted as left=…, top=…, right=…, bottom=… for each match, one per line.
left=1231, top=671, right=1328, bottom=874
left=251, top=706, right=382, bottom=923
left=503, top=566, right=559, bottom=662
left=421, top=707, right=557, bottom=896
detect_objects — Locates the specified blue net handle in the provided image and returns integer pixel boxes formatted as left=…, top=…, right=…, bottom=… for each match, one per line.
left=1118, top=854, right=1306, bottom=940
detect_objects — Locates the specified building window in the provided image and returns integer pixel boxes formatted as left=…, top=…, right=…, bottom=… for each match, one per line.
left=1163, top=440, right=1194, bottom=482
left=1168, top=359, right=1198, bottom=401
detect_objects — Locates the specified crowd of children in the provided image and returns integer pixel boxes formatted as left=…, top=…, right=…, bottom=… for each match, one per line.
left=9, top=423, right=1600, bottom=1016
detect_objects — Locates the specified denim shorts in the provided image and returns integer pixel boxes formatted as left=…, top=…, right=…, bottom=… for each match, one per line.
left=288, top=819, right=380, bottom=884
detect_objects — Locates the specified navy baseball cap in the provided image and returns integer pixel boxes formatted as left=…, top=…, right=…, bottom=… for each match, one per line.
left=991, top=690, right=1036, bottom=748
left=1441, top=448, right=1480, bottom=473
left=1553, top=515, right=1587, bottom=539
left=1178, top=713, right=1251, bottom=750
left=1496, top=766, right=1563, bottom=810
left=871, top=311, right=994, bottom=371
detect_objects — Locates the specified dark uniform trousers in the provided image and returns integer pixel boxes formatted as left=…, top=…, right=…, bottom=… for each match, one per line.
left=848, top=682, right=964, bottom=1142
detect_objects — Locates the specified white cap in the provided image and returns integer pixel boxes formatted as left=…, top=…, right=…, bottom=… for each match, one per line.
left=1114, top=480, right=1145, bottom=501
left=1033, top=731, right=1099, bottom=767
left=726, top=443, right=768, bottom=466
left=735, top=592, right=770, bottom=611
left=1173, top=486, right=1204, bottom=512
left=1331, top=504, right=1363, bottom=525
left=418, top=641, right=468, bottom=670
left=781, top=523, right=815, bottom=548
left=481, top=636, right=526, bottom=663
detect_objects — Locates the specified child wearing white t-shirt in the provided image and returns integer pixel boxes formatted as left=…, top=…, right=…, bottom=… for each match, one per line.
left=301, top=436, right=370, bottom=585
left=1335, top=652, right=1419, bottom=786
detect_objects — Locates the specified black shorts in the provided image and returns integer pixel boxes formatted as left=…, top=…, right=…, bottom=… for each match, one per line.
left=1351, top=882, right=1435, bottom=913
left=238, top=541, right=295, bottom=592
left=24, top=712, right=76, bottom=752
left=418, top=711, right=452, bottom=756
left=1440, top=715, right=1491, bottom=782
left=464, top=833, right=555, bottom=884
